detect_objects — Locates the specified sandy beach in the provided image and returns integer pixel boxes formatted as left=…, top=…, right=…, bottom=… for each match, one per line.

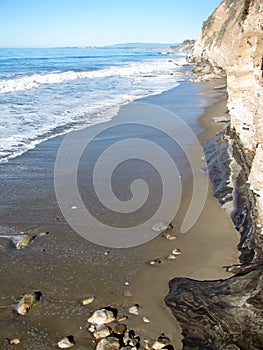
left=0, top=79, right=240, bottom=349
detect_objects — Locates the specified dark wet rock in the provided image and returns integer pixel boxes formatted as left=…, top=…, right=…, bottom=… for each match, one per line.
left=205, top=126, right=262, bottom=264
left=165, top=263, right=263, bottom=349
left=113, top=323, right=127, bottom=335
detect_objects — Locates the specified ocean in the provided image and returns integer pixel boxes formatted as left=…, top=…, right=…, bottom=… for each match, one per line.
left=0, top=47, right=187, bottom=163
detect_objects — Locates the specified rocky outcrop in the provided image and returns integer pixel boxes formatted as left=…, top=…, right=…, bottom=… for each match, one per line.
left=165, top=263, right=263, bottom=350
left=166, top=1, right=263, bottom=348
left=172, top=40, right=195, bottom=54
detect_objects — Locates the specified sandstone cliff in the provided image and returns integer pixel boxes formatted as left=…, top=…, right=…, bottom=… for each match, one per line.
left=193, top=0, right=263, bottom=231
left=166, top=1, right=263, bottom=348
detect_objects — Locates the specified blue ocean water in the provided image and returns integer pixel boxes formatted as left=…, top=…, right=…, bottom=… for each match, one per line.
left=0, top=47, right=187, bottom=163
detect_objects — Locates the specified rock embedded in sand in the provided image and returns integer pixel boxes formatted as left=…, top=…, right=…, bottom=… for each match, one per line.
left=152, top=222, right=174, bottom=233
left=152, top=336, right=171, bottom=350
left=82, top=296, right=95, bottom=305
left=16, top=235, right=35, bottom=249
left=9, top=338, right=20, bottom=345
left=148, top=258, right=162, bottom=266
left=96, top=336, right=120, bottom=350
left=124, top=290, right=132, bottom=297
left=128, top=304, right=139, bottom=315
left=142, top=316, right=150, bottom=323
left=165, top=233, right=176, bottom=241
left=16, top=291, right=42, bottom=315
left=212, top=116, right=230, bottom=123
left=88, top=308, right=116, bottom=325
left=57, top=335, right=75, bottom=348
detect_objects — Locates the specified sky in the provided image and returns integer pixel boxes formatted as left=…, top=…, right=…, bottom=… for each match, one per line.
left=0, top=0, right=222, bottom=48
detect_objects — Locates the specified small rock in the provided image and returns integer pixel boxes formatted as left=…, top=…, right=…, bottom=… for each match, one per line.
left=113, top=323, right=127, bottom=335
left=96, top=337, right=120, bottom=350
left=148, top=258, right=162, bottom=266
left=128, top=304, right=139, bottom=315
left=16, top=235, right=35, bottom=249
left=82, top=296, right=95, bottom=305
left=153, top=336, right=171, bottom=350
left=118, top=316, right=128, bottom=322
left=165, top=233, right=176, bottom=240
left=168, top=254, right=176, bottom=260
left=124, top=281, right=129, bottom=286
left=88, top=308, right=116, bottom=325
left=93, top=325, right=111, bottom=340
left=152, top=222, right=174, bottom=233
left=124, top=290, right=132, bottom=297
left=9, top=338, right=20, bottom=345
left=212, top=116, right=230, bottom=123
left=88, top=324, right=96, bottom=333
left=17, top=291, right=42, bottom=315
left=172, top=248, right=181, bottom=255
left=57, top=335, right=75, bottom=349
left=120, top=347, right=132, bottom=350
left=142, top=316, right=150, bottom=323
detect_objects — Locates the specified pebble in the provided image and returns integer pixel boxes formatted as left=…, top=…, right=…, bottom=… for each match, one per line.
left=172, top=248, right=181, bottom=255
left=124, top=290, right=132, bottom=297
left=142, top=316, right=150, bottom=323
left=17, top=291, right=42, bottom=315
left=124, top=281, right=129, bottom=286
left=148, top=258, right=162, bottom=266
left=82, top=296, right=95, bottom=305
left=16, top=235, right=35, bottom=249
left=96, top=337, right=120, bottom=350
left=168, top=254, right=176, bottom=260
left=118, top=316, right=128, bottom=322
left=165, top=233, right=176, bottom=240
left=9, top=338, right=20, bottom=345
left=152, top=222, right=174, bottom=233
left=88, top=308, right=116, bottom=325
left=128, top=304, right=139, bottom=315
left=57, top=335, right=75, bottom=349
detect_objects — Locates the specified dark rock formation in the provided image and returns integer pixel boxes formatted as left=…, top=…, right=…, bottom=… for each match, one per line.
left=165, top=263, right=263, bottom=350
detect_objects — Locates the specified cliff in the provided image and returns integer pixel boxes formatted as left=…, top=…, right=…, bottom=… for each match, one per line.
left=193, top=0, right=263, bottom=229
left=166, top=1, right=263, bottom=348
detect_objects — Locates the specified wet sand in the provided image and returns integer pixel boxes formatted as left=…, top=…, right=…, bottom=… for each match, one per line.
left=0, top=80, right=239, bottom=349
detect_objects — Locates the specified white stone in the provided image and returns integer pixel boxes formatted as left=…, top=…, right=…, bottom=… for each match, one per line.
left=88, top=309, right=115, bottom=325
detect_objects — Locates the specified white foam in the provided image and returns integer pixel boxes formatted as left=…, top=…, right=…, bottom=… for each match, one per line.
left=0, top=56, right=187, bottom=163
left=0, top=57, right=186, bottom=94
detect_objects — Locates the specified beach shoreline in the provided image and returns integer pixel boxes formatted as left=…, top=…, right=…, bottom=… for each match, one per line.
left=0, top=79, right=240, bottom=349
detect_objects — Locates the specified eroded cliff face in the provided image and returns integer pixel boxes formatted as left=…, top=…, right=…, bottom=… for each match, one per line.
left=166, top=1, right=263, bottom=348
left=193, top=0, right=263, bottom=246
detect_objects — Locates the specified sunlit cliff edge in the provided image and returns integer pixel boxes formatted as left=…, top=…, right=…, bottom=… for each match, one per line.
left=193, top=0, right=263, bottom=239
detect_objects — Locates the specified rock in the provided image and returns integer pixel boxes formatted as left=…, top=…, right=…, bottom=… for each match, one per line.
left=124, top=290, right=132, bottom=297
left=88, top=308, right=116, bottom=325
left=16, top=291, right=42, bottom=315
left=96, top=337, right=120, bottom=350
left=172, top=248, right=181, bottom=255
left=57, top=335, right=75, bottom=349
left=165, top=263, right=263, bottom=349
left=120, top=347, right=132, bottom=350
left=168, top=254, right=176, bottom=260
left=152, top=222, right=173, bottom=233
left=212, top=116, right=230, bottom=123
left=165, top=233, right=176, bottom=240
left=152, top=336, right=171, bottom=349
left=113, top=323, right=127, bottom=335
left=93, top=325, right=111, bottom=340
left=117, top=316, right=128, bottom=322
left=142, top=316, right=150, bottom=323
left=16, top=235, right=35, bottom=249
left=148, top=258, right=162, bottom=266
left=82, top=296, right=95, bottom=305
left=88, top=324, right=96, bottom=333
left=128, top=304, right=139, bottom=315
left=9, top=338, right=20, bottom=345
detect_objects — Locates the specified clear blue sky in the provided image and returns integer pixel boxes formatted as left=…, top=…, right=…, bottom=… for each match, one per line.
left=0, top=0, right=222, bottom=48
